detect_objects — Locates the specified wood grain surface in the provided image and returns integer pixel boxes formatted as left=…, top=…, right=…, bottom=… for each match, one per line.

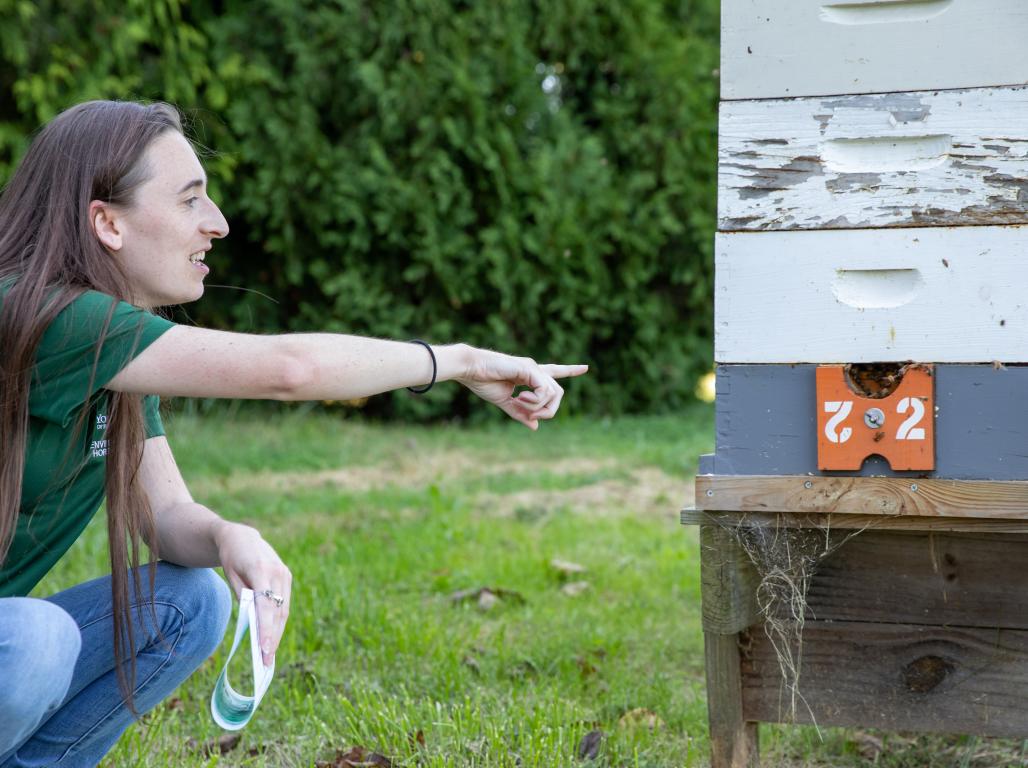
left=804, top=529, right=1028, bottom=629
left=683, top=509, right=1028, bottom=534
left=696, top=475, right=1028, bottom=519
left=742, top=620, right=1028, bottom=738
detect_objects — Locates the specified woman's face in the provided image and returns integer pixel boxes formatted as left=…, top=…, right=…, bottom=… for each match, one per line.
left=105, top=131, right=229, bottom=308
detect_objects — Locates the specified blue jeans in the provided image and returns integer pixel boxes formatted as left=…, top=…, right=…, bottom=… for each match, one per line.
left=0, top=563, right=231, bottom=767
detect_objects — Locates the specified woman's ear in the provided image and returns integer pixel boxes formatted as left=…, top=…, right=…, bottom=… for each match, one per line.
left=89, top=200, right=123, bottom=251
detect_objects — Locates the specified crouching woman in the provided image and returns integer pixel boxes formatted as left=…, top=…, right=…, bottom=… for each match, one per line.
left=0, top=100, right=586, bottom=767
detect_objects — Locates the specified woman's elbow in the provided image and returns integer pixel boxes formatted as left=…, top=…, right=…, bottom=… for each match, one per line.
left=270, top=338, right=316, bottom=401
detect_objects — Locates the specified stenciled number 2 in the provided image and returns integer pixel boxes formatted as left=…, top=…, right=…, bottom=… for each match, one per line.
left=823, top=397, right=926, bottom=444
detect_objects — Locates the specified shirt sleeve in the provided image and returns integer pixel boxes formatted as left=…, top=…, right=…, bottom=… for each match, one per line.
left=28, top=291, right=175, bottom=426
left=143, top=394, right=165, bottom=439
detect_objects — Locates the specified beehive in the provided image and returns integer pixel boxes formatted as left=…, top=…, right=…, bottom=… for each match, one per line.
left=685, top=3, right=1028, bottom=765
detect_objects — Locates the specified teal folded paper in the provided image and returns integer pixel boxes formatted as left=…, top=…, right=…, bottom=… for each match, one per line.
left=210, top=588, right=276, bottom=730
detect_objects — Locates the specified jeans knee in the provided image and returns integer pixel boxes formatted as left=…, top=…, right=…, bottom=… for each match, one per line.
left=0, top=599, right=80, bottom=721
left=196, top=568, right=232, bottom=652
left=161, top=566, right=231, bottom=660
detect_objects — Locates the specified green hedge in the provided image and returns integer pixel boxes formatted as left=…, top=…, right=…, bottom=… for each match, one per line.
left=0, top=0, right=719, bottom=418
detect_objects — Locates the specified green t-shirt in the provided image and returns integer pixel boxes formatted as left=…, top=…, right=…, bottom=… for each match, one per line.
left=0, top=289, right=175, bottom=596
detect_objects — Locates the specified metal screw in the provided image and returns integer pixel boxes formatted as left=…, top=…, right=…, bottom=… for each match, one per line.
left=864, top=407, right=885, bottom=429
left=804, top=480, right=813, bottom=489
left=910, top=483, right=918, bottom=492
left=706, top=489, right=714, bottom=497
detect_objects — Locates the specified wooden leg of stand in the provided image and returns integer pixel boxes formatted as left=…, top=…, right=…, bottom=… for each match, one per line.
left=705, top=631, right=759, bottom=768
left=701, top=523, right=760, bottom=767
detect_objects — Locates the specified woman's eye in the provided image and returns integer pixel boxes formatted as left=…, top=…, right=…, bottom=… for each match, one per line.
left=185, top=196, right=199, bottom=208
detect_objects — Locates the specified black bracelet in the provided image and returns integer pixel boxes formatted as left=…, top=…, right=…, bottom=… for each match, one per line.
left=407, top=339, right=437, bottom=394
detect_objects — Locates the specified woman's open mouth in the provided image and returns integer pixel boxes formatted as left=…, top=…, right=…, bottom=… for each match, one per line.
left=189, top=251, right=209, bottom=275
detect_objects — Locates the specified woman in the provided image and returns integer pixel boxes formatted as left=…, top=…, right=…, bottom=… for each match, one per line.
left=0, top=100, right=587, bottom=767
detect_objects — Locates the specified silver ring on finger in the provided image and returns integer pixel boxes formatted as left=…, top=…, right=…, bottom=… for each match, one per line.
left=260, top=589, right=285, bottom=608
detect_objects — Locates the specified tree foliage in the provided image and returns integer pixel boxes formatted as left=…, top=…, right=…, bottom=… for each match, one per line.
left=0, top=0, right=719, bottom=417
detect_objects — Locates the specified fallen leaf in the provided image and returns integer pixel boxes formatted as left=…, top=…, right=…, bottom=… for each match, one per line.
left=407, top=729, right=426, bottom=750
left=575, top=655, right=599, bottom=677
left=188, top=733, right=241, bottom=757
left=550, top=558, right=587, bottom=577
left=165, top=696, right=184, bottom=711
left=217, top=734, right=242, bottom=755
left=508, top=658, right=539, bottom=679
left=449, top=586, right=525, bottom=610
left=561, top=581, right=590, bottom=597
left=577, top=730, right=603, bottom=760
left=849, top=730, right=884, bottom=761
left=317, top=746, right=394, bottom=767
left=284, top=660, right=319, bottom=691
left=617, top=708, right=665, bottom=731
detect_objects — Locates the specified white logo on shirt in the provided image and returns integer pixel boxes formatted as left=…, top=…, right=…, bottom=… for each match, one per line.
left=91, top=412, right=108, bottom=458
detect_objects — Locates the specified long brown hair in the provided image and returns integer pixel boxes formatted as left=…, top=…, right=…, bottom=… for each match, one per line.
left=0, top=100, right=184, bottom=709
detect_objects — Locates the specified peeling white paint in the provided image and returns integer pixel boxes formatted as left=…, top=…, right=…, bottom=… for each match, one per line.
left=719, top=86, right=1028, bottom=231
left=821, top=135, right=951, bottom=173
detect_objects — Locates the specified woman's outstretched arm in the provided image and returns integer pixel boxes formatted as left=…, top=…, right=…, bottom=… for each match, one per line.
left=107, top=326, right=588, bottom=429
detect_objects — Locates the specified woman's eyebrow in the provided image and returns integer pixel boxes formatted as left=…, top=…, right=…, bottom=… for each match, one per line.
left=176, top=177, right=206, bottom=194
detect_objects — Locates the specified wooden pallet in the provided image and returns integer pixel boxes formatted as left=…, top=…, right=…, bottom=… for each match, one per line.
left=687, top=467, right=1028, bottom=764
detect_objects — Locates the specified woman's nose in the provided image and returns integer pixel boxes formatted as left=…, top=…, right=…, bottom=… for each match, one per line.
left=203, top=200, right=230, bottom=239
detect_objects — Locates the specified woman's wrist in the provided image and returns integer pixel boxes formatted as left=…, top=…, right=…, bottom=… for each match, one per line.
left=212, top=518, right=259, bottom=553
left=434, top=342, right=475, bottom=383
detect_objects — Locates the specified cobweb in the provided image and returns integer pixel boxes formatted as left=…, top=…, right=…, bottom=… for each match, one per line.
left=720, top=514, right=872, bottom=735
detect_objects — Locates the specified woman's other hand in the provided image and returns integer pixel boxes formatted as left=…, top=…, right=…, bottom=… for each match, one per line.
left=214, top=522, right=292, bottom=666
left=457, top=348, right=589, bottom=430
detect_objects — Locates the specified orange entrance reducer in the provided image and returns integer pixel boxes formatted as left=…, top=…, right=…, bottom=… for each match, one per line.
left=816, top=364, right=934, bottom=471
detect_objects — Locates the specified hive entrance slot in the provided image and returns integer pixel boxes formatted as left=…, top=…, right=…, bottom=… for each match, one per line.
left=820, top=0, right=953, bottom=25
left=832, top=268, right=923, bottom=309
left=843, top=362, right=906, bottom=399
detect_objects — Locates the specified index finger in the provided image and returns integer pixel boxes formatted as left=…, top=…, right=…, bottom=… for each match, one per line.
left=539, top=363, right=589, bottom=380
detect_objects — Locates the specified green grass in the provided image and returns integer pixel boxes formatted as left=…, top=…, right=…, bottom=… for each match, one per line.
left=36, top=406, right=713, bottom=767
left=34, top=404, right=1028, bottom=767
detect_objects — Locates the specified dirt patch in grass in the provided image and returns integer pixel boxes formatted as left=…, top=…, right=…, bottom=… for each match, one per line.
left=475, top=467, right=692, bottom=519
left=194, top=453, right=621, bottom=495
left=193, top=454, right=691, bottom=519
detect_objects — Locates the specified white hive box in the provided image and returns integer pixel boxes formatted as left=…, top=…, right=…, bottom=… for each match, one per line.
left=715, top=4, right=1028, bottom=366
left=715, top=225, right=1028, bottom=363
left=718, top=86, right=1028, bottom=231
left=721, top=0, right=1028, bottom=100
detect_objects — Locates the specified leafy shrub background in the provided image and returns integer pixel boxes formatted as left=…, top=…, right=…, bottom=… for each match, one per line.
left=0, top=0, right=719, bottom=418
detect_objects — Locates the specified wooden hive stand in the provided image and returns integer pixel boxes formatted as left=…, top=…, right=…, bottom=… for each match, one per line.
left=686, top=2, right=1028, bottom=765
